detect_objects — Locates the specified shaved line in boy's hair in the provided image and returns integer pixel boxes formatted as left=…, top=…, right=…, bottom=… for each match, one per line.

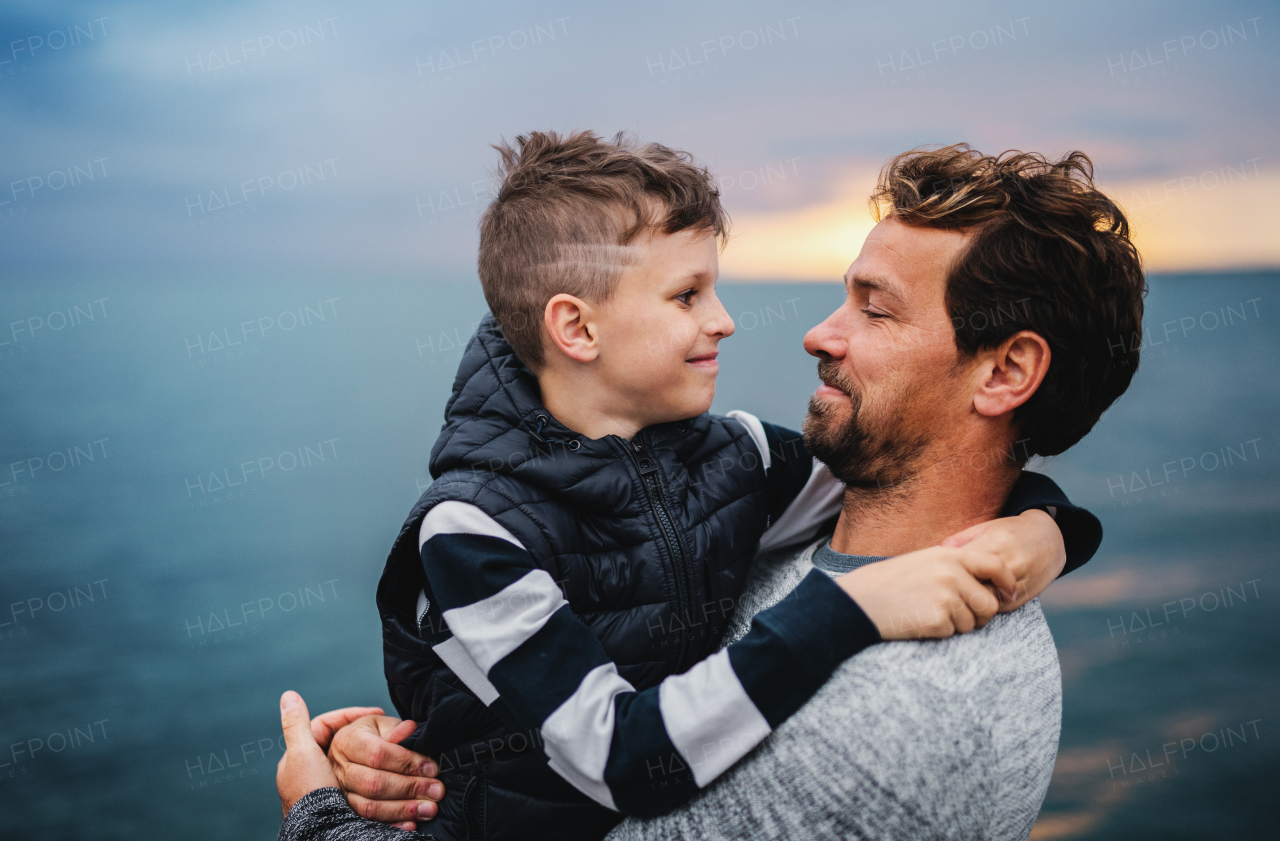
left=528, top=244, right=646, bottom=275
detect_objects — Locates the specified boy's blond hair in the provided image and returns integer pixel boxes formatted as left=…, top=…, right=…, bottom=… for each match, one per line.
left=477, top=130, right=729, bottom=370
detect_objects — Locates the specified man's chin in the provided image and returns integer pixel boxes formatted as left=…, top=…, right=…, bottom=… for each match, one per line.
left=802, top=404, right=922, bottom=490
left=801, top=410, right=850, bottom=469
left=804, top=393, right=845, bottom=422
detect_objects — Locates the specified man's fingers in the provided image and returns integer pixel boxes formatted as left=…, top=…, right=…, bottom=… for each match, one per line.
left=312, top=707, right=385, bottom=748
left=347, top=792, right=439, bottom=824
left=337, top=761, right=444, bottom=802
left=384, top=718, right=418, bottom=746
left=278, top=692, right=343, bottom=817
left=335, top=722, right=436, bottom=777
left=370, top=715, right=411, bottom=740
left=280, top=691, right=318, bottom=753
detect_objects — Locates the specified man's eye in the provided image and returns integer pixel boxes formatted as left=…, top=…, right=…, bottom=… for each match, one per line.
left=862, top=308, right=888, bottom=319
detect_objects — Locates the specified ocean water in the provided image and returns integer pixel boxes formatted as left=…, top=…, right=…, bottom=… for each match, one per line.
left=0, top=272, right=1275, bottom=839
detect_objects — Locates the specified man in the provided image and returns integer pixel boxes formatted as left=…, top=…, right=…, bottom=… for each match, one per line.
left=278, top=144, right=1144, bottom=839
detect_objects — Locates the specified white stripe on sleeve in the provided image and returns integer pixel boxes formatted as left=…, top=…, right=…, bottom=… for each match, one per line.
left=431, top=637, right=501, bottom=706
left=726, top=410, right=771, bottom=470
left=658, top=648, right=772, bottom=787
left=441, top=569, right=566, bottom=675
left=419, top=500, right=524, bottom=551
left=541, top=662, right=633, bottom=812
left=756, top=458, right=844, bottom=555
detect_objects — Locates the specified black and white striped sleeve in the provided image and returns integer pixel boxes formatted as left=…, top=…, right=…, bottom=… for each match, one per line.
left=725, top=411, right=844, bottom=555
left=417, top=500, right=880, bottom=818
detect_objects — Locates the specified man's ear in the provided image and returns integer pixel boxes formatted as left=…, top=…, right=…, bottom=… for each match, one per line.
left=544, top=294, right=600, bottom=364
left=973, top=330, right=1051, bottom=417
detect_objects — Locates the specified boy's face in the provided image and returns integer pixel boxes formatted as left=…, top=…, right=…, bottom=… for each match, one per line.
left=594, top=227, right=735, bottom=427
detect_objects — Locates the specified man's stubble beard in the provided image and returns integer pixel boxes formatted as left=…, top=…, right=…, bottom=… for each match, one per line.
left=802, top=359, right=930, bottom=493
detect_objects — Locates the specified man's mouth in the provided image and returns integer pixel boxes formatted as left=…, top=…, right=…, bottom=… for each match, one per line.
left=815, top=360, right=853, bottom=399
left=815, top=381, right=848, bottom=399
left=686, top=352, right=719, bottom=369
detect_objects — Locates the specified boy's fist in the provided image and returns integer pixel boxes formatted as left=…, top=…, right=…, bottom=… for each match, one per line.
left=835, top=545, right=1014, bottom=639
left=940, top=508, right=1065, bottom=612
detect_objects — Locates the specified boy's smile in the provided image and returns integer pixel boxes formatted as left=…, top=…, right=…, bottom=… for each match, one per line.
left=685, top=351, right=719, bottom=371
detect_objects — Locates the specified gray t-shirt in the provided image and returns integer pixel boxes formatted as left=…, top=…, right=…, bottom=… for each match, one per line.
left=606, top=537, right=1063, bottom=841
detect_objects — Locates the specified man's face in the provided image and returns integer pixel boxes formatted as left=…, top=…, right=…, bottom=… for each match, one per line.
left=594, top=227, right=735, bottom=426
left=802, top=217, right=973, bottom=488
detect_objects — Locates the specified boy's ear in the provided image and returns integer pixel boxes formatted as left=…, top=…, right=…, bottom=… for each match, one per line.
left=544, top=294, right=600, bottom=364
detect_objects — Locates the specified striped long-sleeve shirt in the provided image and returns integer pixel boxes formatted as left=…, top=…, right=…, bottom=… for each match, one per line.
left=413, top=457, right=880, bottom=818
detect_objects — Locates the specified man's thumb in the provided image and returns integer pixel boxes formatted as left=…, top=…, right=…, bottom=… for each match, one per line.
left=280, top=691, right=316, bottom=751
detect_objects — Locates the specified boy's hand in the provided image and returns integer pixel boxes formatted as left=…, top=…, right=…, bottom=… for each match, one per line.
left=835, top=545, right=1013, bottom=639
left=940, top=509, right=1065, bottom=612
left=327, top=713, right=444, bottom=831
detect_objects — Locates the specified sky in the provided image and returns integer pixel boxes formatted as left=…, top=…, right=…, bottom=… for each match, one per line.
left=1, top=0, right=1276, bottom=280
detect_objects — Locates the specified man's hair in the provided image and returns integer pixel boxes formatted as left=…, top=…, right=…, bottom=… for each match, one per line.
left=871, top=144, right=1146, bottom=457
left=477, top=130, right=729, bottom=370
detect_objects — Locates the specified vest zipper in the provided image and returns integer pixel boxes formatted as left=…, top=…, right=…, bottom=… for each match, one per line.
left=626, top=440, right=693, bottom=673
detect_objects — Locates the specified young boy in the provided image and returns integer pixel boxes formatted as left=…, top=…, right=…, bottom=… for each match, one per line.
left=358, top=131, right=1095, bottom=841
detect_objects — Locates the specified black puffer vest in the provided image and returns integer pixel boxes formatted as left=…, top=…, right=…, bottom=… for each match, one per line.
left=376, top=315, right=806, bottom=841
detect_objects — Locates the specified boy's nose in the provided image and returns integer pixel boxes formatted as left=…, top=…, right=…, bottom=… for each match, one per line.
left=706, top=297, right=735, bottom=339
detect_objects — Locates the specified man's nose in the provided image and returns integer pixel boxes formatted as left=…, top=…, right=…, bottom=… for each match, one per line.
left=804, top=311, right=847, bottom=360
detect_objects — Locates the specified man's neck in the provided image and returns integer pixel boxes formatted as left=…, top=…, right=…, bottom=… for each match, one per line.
left=829, top=446, right=1021, bottom=557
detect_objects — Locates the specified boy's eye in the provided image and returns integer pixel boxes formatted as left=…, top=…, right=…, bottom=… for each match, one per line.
left=676, top=290, right=695, bottom=306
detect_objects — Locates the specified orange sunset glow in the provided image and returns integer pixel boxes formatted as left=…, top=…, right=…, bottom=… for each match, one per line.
left=719, top=163, right=1280, bottom=280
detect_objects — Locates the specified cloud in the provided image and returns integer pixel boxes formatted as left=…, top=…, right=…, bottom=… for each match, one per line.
left=719, top=162, right=1280, bottom=280
left=1, top=0, right=1276, bottom=275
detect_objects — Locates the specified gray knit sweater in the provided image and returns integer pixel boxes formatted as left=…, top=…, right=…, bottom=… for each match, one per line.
left=605, top=538, right=1063, bottom=841
left=279, top=538, right=1061, bottom=841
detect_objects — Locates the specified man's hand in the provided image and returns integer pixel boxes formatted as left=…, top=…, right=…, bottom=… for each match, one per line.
left=835, top=545, right=1013, bottom=639
left=277, top=691, right=343, bottom=818
left=328, top=714, right=445, bottom=831
left=940, top=508, right=1065, bottom=612
left=311, top=705, right=387, bottom=750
